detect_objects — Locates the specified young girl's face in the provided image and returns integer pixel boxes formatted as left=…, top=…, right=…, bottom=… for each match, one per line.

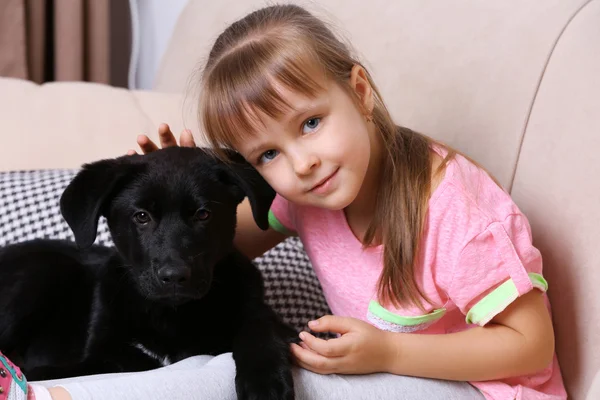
left=235, top=75, right=377, bottom=211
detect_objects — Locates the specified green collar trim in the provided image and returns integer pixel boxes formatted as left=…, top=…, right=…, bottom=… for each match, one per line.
left=368, top=300, right=446, bottom=326
left=268, top=209, right=296, bottom=236
left=466, top=272, right=548, bottom=326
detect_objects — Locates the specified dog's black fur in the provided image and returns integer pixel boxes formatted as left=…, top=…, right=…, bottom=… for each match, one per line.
left=0, top=147, right=296, bottom=399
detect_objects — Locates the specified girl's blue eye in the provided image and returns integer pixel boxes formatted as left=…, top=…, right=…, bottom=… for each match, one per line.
left=260, top=149, right=279, bottom=164
left=303, top=117, right=320, bottom=134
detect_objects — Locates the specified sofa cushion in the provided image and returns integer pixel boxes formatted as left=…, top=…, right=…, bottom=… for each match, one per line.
left=0, top=77, right=199, bottom=172
left=0, top=169, right=331, bottom=333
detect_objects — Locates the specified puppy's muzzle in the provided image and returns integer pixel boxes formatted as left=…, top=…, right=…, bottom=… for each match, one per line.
left=154, top=264, right=211, bottom=303
left=157, top=266, right=191, bottom=287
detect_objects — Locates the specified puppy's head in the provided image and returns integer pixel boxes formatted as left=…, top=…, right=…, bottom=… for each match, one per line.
left=60, top=147, right=274, bottom=304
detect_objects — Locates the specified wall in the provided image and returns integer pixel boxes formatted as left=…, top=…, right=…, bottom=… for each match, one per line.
left=128, top=0, right=189, bottom=89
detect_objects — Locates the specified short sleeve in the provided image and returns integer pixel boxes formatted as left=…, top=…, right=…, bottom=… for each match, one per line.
left=447, top=214, right=548, bottom=326
left=268, top=194, right=297, bottom=235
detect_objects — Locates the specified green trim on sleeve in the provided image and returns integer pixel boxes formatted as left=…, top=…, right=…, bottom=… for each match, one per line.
left=268, top=209, right=296, bottom=236
left=466, top=272, right=548, bottom=326
left=368, top=301, right=446, bottom=326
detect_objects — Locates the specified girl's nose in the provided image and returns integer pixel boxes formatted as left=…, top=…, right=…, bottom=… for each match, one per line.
left=291, top=152, right=320, bottom=176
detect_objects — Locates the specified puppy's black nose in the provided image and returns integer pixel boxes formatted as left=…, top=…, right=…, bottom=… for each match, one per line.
left=158, top=266, right=191, bottom=285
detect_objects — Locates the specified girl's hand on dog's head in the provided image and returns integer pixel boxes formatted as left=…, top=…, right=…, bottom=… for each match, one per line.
left=127, top=123, right=196, bottom=155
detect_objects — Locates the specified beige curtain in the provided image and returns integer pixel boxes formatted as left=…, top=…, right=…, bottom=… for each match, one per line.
left=0, top=0, right=111, bottom=84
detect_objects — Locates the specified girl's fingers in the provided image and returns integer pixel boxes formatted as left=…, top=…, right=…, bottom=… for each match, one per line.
left=299, top=341, right=320, bottom=354
left=290, top=343, right=337, bottom=374
left=126, top=149, right=137, bottom=156
left=137, top=134, right=159, bottom=154
left=299, top=331, right=349, bottom=357
left=180, top=129, right=197, bottom=148
left=308, top=315, right=355, bottom=335
left=158, top=123, right=178, bottom=148
left=136, top=124, right=195, bottom=155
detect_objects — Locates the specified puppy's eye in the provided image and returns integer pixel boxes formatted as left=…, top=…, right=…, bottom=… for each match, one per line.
left=133, top=211, right=151, bottom=225
left=193, top=208, right=210, bottom=221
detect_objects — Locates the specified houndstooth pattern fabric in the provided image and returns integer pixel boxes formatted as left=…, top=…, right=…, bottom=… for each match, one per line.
left=0, top=170, right=331, bottom=333
left=0, top=170, right=112, bottom=247
left=254, top=237, right=332, bottom=332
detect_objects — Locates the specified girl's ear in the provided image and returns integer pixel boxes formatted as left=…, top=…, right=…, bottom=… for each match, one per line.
left=349, top=64, right=374, bottom=116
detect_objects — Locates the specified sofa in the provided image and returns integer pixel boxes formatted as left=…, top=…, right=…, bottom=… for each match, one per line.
left=0, top=0, right=598, bottom=398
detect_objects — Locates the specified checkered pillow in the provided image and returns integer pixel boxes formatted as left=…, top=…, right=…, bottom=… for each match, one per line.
left=0, top=170, right=331, bottom=333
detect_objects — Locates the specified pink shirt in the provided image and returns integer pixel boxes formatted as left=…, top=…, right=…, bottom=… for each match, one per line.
left=269, top=148, right=566, bottom=400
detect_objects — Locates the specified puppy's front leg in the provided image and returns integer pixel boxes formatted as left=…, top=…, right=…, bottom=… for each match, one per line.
left=232, top=303, right=296, bottom=400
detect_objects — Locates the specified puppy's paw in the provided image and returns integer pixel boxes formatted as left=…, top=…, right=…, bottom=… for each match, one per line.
left=281, top=324, right=301, bottom=346
left=235, top=367, right=294, bottom=400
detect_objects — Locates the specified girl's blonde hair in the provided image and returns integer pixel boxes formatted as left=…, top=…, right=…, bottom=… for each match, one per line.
left=199, top=4, right=454, bottom=310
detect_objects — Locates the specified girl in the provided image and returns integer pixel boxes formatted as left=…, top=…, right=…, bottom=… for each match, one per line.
left=16, top=4, right=565, bottom=400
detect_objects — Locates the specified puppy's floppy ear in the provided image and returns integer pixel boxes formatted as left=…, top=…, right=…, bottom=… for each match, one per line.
left=60, top=156, right=139, bottom=248
left=215, top=150, right=275, bottom=230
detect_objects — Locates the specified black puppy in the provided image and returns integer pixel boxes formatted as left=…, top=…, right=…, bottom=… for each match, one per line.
left=0, top=147, right=296, bottom=399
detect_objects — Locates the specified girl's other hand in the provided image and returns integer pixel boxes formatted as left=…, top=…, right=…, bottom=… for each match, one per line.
left=291, top=315, right=395, bottom=375
left=127, top=123, right=196, bottom=155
